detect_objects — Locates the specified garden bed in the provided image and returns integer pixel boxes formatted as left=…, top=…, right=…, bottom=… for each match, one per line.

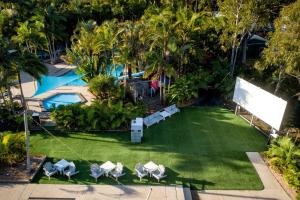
left=261, top=154, right=298, bottom=199
left=0, top=155, right=46, bottom=183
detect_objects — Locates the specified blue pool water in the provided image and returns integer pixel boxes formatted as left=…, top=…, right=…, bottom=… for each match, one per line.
left=33, top=70, right=87, bottom=96
left=34, top=65, right=144, bottom=97
left=43, top=93, right=82, bottom=110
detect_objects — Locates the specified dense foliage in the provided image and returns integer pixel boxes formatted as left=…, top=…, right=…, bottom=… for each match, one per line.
left=264, top=136, right=300, bottom=190
left=167, top=73, right=207, bottom=105
left=50, top=101, right=145, bottom=130
left=0, top=106, right=25, bottom=132
left=88, top=75, right=121, bottom=102
left=0, top=132, right=26, bottom=166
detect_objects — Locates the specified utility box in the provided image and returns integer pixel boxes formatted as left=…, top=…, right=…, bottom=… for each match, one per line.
left=131, top=118, right=143, bottom=143
left=32, top=112, right=40, bottom=127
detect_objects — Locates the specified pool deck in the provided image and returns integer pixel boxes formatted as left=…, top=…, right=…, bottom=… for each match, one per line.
left=11, top=63, right=95, bottom=113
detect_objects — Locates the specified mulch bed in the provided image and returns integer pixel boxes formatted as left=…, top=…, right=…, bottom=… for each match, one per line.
left=0, top=155, right=46, bottom=183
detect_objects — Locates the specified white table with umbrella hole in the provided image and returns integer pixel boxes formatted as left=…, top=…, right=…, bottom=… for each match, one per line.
left=100, top=161, right=116, bottom=177
left=54, top=159, right=70, bottom=175
left=144, top=161, right=158, bottom=177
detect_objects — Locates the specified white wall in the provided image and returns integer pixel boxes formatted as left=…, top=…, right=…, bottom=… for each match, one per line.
left=233, top=77, right=287, bottom=130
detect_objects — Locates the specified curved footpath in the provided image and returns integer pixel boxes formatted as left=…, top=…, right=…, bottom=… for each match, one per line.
left=0, top=153, right=291, bottom=200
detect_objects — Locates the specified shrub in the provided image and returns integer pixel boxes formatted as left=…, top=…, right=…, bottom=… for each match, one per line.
left=167, top=74, right=207, bottom=105
left=0, top=108, right=25, bottom=132
left=88, top=75, right=122, bottom=102
left=50, top=104, right=87, bottom=130
left=0, top=132, right=26, bottom=166
left=264, top=136, right=300, bottom=190
left=51, top=100, right=145, bottom=131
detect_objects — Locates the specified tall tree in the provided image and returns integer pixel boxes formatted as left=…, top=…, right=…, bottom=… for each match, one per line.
left=12, top=16, right=46, bottom=54
left=9, top=49, right=48, bottom=107
left=217, top=0, right=260, bottom=77
left=255, top=0, right=300, bottom=94
left=43, top=3, right=67, bottom=63
left=142, top=7, right=177, bottom=103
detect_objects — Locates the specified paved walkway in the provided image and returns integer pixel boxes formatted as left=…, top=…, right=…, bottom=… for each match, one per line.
left=0, top=184, right=188, bottom=200
left=197, top=152, right=291, bottom=200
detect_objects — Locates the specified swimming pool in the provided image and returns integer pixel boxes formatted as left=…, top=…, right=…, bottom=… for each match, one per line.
left=33, top=70, right=87, bottom=96
left=34, top=65, right=144, bottom=97
left=43, top=93, right=85, bottom=110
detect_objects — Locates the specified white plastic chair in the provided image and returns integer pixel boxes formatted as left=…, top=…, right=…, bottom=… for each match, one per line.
left=135, top=163, right=148, bottom=181
left=152, top=164, right=167, bottom=182
left=89, top=163, right=104, bottom=182
left=64, top=162, right=79, bottom=180
left=110, top=162, right=125, bottom=181
left=43, top=162, right=58, bottom=180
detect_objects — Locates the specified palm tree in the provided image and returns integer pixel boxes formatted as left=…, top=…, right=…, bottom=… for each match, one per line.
left=12, top=16, right=46, bottom=54
left=174, top=8, right=202, bottom=74
left=63, top=20, right=102, bottom=81
left=116, top=20, right=143, bottom=98
left=10, top=49, right=48, bottom=108
left=141, top=7, right=177, bottom=104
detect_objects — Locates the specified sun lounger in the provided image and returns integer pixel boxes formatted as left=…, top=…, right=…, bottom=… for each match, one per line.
left=143, top=112, right=164, bottom=128
left=164, top=104, right=180, bottom=116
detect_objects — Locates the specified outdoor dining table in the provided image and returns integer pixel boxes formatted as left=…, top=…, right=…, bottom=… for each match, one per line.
left=100, top=161, right=116, bottom=177
left=144, top=161, right=158, bottom=177
left=54, top=159, right=70, bottom=175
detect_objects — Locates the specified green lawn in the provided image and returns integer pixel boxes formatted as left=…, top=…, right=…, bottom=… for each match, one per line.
left=31, top=107, right=267, bottom=190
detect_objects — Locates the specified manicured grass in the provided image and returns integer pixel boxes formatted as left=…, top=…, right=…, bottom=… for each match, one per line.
left=31, top=107, right=266, bottom=189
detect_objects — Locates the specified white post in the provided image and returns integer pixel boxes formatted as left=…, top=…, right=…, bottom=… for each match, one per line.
left=250, top=114, right=254, bottom=126
left=234, top=105, right=238, bottom=115
left=24, top=109, right=31, bottom=171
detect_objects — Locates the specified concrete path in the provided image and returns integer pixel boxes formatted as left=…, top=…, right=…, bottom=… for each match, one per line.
left=0, top=184, right=187, bottom=200
left=197, top=152, right=291, bottom=200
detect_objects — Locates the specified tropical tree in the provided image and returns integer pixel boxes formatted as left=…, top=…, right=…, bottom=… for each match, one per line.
left=12, top=15, right=46, bottom=54
left=217, top=0, right=261, bottom=76
left=43, top=4, right=67, bottom=63
left=255, top=0, right=300, bottom=94
left=88, top=75, right=121, bottom=102
left=9, top=49, right=48, bottom=107
left=0, top=41, right=16, bottom=113
left=63, top=20, right=121, bottom=81
left=116, top=20, right=143, bottom=96
left=141, top=7, right=177, bottom=103
left=174, top=8, right=203, bottom=74
left=63, top=20, right=102, bottom=81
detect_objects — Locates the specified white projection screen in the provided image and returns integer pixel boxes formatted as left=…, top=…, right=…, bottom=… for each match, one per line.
left=233, top=77, right=287, bottom=130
